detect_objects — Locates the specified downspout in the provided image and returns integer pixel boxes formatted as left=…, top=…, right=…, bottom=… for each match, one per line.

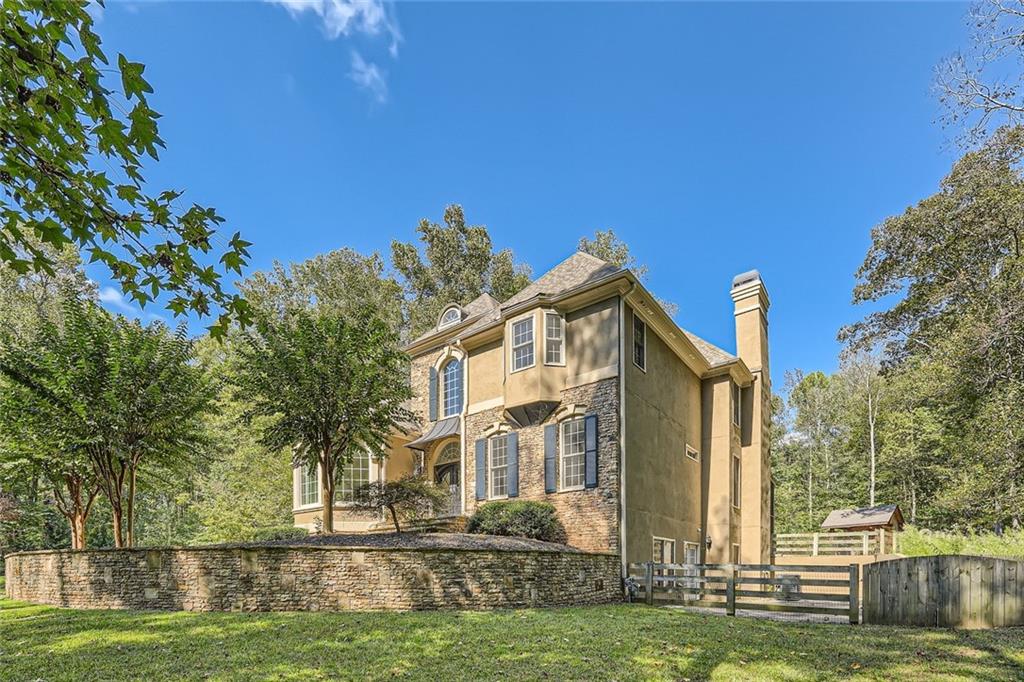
left=618, top=284, right=635, bottom=579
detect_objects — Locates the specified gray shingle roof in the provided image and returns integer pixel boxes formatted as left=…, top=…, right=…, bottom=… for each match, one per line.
left=500, top=252, right=622, bottom=309
left=682, top=330, right=736, bottom=366
left=821, top=504, right=902, bottom=530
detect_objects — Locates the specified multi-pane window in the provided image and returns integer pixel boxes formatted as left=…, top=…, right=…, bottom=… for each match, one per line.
left=652, top=537, right=675, bottom=563
left=488, top=435, right=509, bottom=498
left=545, top=313, right=564, bottom=365
left=685, top=445, right=699, bottom=462
left=732, top=452, right=741, bottom=509
left=442, top=359, right=463, bottom=418
left=440, top=307, right=461, bottom=328
left=338, top=450, right=371, bottom=502
left=732, top=383, right=742, bottom=426
left=560, top=417, right=586, bottom=489
left=682, top=542, right=700, bottom=590
left=633, top=313, right=646, bottom=370
left=511, top=317, right=534, bottom=371
left=300, top=464, right=319, bottom=506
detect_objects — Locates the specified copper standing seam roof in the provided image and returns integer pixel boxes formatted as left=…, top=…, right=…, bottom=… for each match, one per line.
left=404, top=416, right=460, bottom=451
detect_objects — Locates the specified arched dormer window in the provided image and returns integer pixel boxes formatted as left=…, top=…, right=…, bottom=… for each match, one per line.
left=439, top=305, right=462, bottom=329
left=441, top=358, right=463, bottom=418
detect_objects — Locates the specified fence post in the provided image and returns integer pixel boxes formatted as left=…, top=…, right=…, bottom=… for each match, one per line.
left=725, top=565, right=736, bottom=616
left=812, top=533, right=819, bottom=556
left=862, top=532, right=869, bottom=555
left=879, top=528, right=886, bottom=554
left=644, top=561, right=654, bottom=606
left=849, top=563, right=860, bottom=625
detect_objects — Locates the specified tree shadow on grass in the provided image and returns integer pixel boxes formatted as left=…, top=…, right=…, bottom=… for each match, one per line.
left=1, top=601, right=1022, bottom=681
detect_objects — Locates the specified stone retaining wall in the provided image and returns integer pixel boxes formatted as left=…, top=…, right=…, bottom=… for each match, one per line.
left=4, top=545, right=621, bottom=612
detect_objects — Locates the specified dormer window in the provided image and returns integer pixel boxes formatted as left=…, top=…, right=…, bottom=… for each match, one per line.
left=439, top=306, right=462, bottom=329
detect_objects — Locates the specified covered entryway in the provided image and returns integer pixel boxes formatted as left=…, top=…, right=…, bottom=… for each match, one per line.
left=434, top=461, right=461, bottom=517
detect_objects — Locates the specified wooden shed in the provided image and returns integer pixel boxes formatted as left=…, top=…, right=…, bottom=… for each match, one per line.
left=821, top=503, right=904, bottom=533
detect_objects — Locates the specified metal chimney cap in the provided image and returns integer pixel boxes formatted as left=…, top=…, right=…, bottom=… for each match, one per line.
left=731, top=269, right=762, bottom=289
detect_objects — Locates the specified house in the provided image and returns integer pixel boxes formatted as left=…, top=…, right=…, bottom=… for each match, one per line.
left=292, top=252, right=773, bottom=570
left=821, top=504, right=904, bottom=534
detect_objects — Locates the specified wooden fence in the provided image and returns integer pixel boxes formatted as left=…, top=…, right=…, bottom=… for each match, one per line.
left=773, top=529, right=898, bottom=557
left=864, top=555, right=1024, bottom=628
left=627, top=562, right=860, bottom=623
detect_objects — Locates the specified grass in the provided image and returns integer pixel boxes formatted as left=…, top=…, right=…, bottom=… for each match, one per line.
left=900, top=526, right=1024, bottom=560
left=1, top=592, right=1022, bottom=681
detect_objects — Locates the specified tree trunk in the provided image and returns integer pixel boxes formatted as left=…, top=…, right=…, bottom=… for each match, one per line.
left=868, top=392, right=877, bottom=506
left=125, top=465, right=137, bottom=548
left=70, top=512, right=87, bottom=550
left=388, top=504, right=402, bottom=533
left=320, top=457, right=335, bottom=534
left=111, top=503, right=125, bottom=548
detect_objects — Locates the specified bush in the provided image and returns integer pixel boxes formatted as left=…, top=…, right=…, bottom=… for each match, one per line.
left=250, top=525, right=309, bottom=542
left=466, top=501, right=568, bottom=544
left=899, top=525, right=1024, bottom=560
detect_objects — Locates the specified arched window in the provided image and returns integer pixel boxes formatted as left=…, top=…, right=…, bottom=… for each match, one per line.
left=436, top=441, right=460, bottom=464
left=439, top=306, right=461, bottom=328
left=442, top=359, right=463, bottom=418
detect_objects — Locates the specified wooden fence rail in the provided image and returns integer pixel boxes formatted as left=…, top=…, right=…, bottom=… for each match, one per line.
left=864, top=555, right=1024, bottom=629
left=773, top=529, right=898, bottom=556
left=627, top=562, right=859, bottom=623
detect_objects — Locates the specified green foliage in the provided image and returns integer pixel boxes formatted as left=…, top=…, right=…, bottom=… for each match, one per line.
left=1, top=0, right=251, bottom=336
left=391, top=204, right=532, bottom=336
left=466, top=500, right=568, bottom=544
left=233, top=307, right=412, bottom=533
left=899, top=526, right=1024, bottom=561
left=352, top=474, right=450, bottom=533
left=249, top=525, right=309, bottom=543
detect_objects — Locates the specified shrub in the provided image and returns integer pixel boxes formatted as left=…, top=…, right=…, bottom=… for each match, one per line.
left=899, top=525, right=1024, bottom=560
left=466, top=501, right=568, bottom=544
left=353, top=475, right=450, bottom=533
left=250, top=525, right=309, bottom=542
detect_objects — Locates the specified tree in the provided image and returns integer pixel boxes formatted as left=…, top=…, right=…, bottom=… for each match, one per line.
left=577, top=228, right=678, bottom=318
left=240, top=248, right=403, bottom=331
left=233, top=307, right=412, bottom=534
left=391, top=204, right=532, bottom=336
left=1, top=1, right=251, bottom=337
left=0, top=298, right=107, bottom=549
left=937, top=0, right=1024, bottom=142
left=352, top=475, right=448, bottom=533
left=838, top=352, right=886, bottom=506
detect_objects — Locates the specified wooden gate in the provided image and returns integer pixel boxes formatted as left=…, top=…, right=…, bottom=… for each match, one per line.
left=863, top=555, right=1024, bottom=628
left=628, top=562, right=860, bottom=623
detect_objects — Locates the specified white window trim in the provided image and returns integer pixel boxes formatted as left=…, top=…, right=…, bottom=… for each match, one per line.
left=439, top=305, right=462, bottom=329
left=510, top=314, right=536, bottom=373
left=682, top=541, right=699, bottom=563
left=731, top=452, right=742, bottom=510
left=335, top=451, right=380, bottom=508
left=652, top=536, right=676, bottom=563
left=685, top=444, right=699, bottom=462
left=294, top=463, right=322, bottom=511
left=487, top=435, right=509, bottom=500
left=558, top=417, right=586, bottom=492
left=543, top=311, right=565, bottom=367
left=632, top=311, right=647, bottom=372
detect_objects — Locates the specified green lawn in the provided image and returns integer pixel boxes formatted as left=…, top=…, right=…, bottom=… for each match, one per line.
left=1, top=591, right=1022, bottom=681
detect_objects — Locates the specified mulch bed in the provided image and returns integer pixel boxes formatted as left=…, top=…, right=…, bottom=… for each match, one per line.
left=259, top=532, right=581, bottom=553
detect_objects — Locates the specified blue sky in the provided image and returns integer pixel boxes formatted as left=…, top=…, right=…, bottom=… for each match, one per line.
left=89, top=1, right=970, bottom=390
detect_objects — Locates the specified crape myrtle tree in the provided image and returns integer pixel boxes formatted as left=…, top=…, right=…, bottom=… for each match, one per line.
left=353, top=475, right=449, bottom=533
left=1, top=0, right=252, bottom=337
left=0, top=296, right=215, bottom=548
left=233, top=307, right=412, bottom=534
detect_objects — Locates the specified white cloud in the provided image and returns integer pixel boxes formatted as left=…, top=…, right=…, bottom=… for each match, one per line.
left=97, top=286, right=166, bottom=323
left=348, top=50, right=387, bottom=103
left=269, top=0, right=401, bottom=55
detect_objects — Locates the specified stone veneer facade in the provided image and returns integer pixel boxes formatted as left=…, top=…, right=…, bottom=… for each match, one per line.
left=5, top=546, right=621, bottom=612
left=464, top=378, right=620, bottom=554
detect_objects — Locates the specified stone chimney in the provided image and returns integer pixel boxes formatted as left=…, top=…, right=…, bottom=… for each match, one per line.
left=731, top=270, right=772, bottom=564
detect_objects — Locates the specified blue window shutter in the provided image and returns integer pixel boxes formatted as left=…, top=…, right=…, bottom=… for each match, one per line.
left=544, top=424, right=557, bottom=493
left=584, top=414, right=598, bottom=489
left=507, top=432, right=519, bottom=497
left=475, top=439, right=487, bottom=500
left=428, top=367, right=438, bottom=421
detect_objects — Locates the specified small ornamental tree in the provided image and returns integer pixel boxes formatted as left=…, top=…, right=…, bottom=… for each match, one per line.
left=353, top=475, right=449, bottom=533
left=233, top=307, right=412, bottom=534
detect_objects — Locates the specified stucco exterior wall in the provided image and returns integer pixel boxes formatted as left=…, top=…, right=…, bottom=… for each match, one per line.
left=467, top=338, right=503, bottom=410
left=5, top=546, right=621, bottom=612
left=702, top=375, right=741, bottom=563
left=623, top=304, right=704, bottom=567
left=464, top=378, right=621, bottom=554
left=566, top=298, right=619, bottom=385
